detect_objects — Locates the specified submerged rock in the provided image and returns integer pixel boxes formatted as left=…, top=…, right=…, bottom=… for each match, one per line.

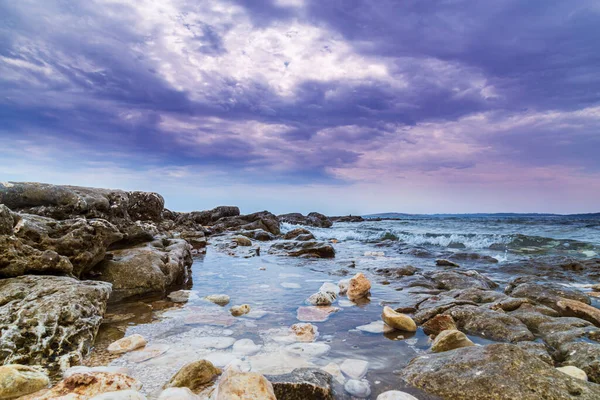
left=215, top=369, right=276, bottom=400
left=297, top=306, right=340, bottom=322
left=340, top=359, right=369, bottom=380
left=307, top=291, right=337, bottom=306
left=163, top=359, right=221, bottom=392
left=90, top=238, right=192, bottom=302
left=107, top=334, right=147, bottom=355
left=344, top=379, right=370, bottom=398
left=431, top=329, right=475, bottom=352
left=290, top=323, right=319, bottom=342
left=381, top=306, right=417, bottom=332
left=401, top=343, right=600, bottom=399
left=267, top=368, right=335, bottom=400
left=0, top=275, right=111, bottom=372
left=205, top=294, right=231, bottom=306
left=0, top=364, right=49, bottom=399
left=347, top=273, right=371, bottom=301
left=230, top=304, right=251, bottom=317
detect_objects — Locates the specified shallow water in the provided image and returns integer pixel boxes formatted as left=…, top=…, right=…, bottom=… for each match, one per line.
left=90, top=215, right=600, bottom=399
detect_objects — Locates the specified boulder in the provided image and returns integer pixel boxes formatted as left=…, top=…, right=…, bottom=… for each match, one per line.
left=555, top=298, right=600, bottom=327
left=0, top=276, right=111, bottom=372
left=413, top=296, right=478, bottom=324
left=347, top=273, right=371, bottom=301
left=164, top=359, right=221, bottom=392
left=212, top=211, right=280, bottom=235
left=21, top=372, right=141, bottom=399
left=0, top=205, right=14, bottom=235
left=505, top=278, right=591, bottom=309
left=267, top=368, right=335, bottom=400
left=233, top=236, right=252, bottom=246
left=435, top=259, right=460, bottom=268
left=425, top=270, right=498, bottom=291
left=381, top=306, right=417, bottom=332
left=269, top=241, right=335, bottom=258
left=175, top=206, right=240, bottom=228
left=374, top=265, right=417, bottom=279
left=421, top=314, right=457, bottom=336
left=215, top=369, right=276, bottom=400
left=307, top=291, right=337, bottom=306
left=240, top=229, right=276, bottom=241
left=283, top=228, right=316, bottom=241
left=431, top=329, right=475, bottom=352
left=89, top=238, right=192, bottom=302
left=278, top=213, right=333, bottom=228
left=107, top=334, right=147, bottom=354
left=0, top=364, right=49, bottom=399
left=400, top=343, right=600, bottom=399
left=557, top=342, right=600, bottom=383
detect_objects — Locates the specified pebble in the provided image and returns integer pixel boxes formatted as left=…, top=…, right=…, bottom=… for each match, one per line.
left=297, top=306, right=340, bottom=322
left=205, top=294, right=230, bottom=306
left=108, top=334, right=147, bottom=354
left=230, top=304, right=251, bottom=316
left=340, top=359, right=369, bottom=379
left=285, top=342, right=331, bottom=358
left=377, top=391, right=420, bottom=400
left=356, top=321, right=395, bottom=334
left=307, top=291, right=337, bottom=306
left=344, top=379, right=371, bottom=398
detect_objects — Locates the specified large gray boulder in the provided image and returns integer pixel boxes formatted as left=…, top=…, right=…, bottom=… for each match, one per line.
left=401, top=343, right=600, bottom=399
left=0, top=275, right=111, bottom=372
left=278, top=212, right=333, bottom=228
left=89, top=238, right=193, bottom=302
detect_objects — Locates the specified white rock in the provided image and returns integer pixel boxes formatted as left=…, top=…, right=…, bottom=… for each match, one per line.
left=344, top=379, right=371, bottom=398
left=107, top=334, right=147, bottom=354
left=158, top=387, right=200, bottom=400
left=306, top=291, right=336, bottom=306
left=90, top=390, right=147, bottom=400
left=232, top=339, right=263, bottom=356
left=168, top=290, right=197, bottom=303
left=205, top=294, right=230, bottom=306
left=356, top=321, right=395, bottom=334
left=319, top=282, right=340, bottom=295
left=189, top=336, right=236, bottom=350
left=285, top=342, right=331, bottom=358
left=290, top=323, right=319, bottom=342
left=377, top=391, right=419, bottom=400
left=338, top=279, right=350, bottom=295
left=556, top=365, right=588, bottom=381
left=215, top=369, right=276, bottom=400
left=340, top=359, right=369, bottom=380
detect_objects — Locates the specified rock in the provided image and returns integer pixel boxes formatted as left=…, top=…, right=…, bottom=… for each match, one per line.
left=240, top=229, right=276, bottom=241
left=340, top=359, right=369, bottom=380
left=0, top=276, right=111, bottom=372
left=158, top=387, right=201, bottom=400
left=505, top=278, right=591, bottom=309
left=179, top=230, right=207, bottom=252
left=269, top=241, right=335, bottom=258
left=211, top=211, right=280, bottom=235
left=285, top=343, right=331, bottom=358
left=344, top=379, right=370, bottom=398
left=515, top=341, right=554, bottom=365
left=426, top=270, right=498, bottom=291
left=330, top=215, right=364, bottom=223
left=23, top=372, right=142, bottom=400
left=347, top=273, right=371, bottom=301
left=557, top=366, right=588, bottom=381
left=374, top=266, right=417, bottom=278
left=356, top=321, right=395, bottom=334
left=338, top=280, right=349, bottom=295
left=435, top=259, right=460, bottom=267
left=0, top=364, right=49, bottom=399
left=283, top=228, right=316, bottom=241
left=1, top=213, right=122, bottom=278
left=448, top=253, right=499, bottom=264
left=233, top=236, right=252, bottom=246
left=89, top=239, right=192, bottom=302
left=307, top=291, right=337, bottom=306
left=267, top=368, right=335, bottom=400
left=555, top=298, right=600, bottom=326
left=107, top=334, right=147, bottom=354
left=443, top=305, right=535, bottom=342
left=215, top=369, right=276, bottom=400
left=230, top=304, right=251, bottom=317
left=319, top=282, right=340, bottom=295
left=431, top=329, right=475, bottom=352
left=168, top=290, right=195, bottom=303
left=205, top=294, right=231, bottom=306
left=90, top=390, right=147, bottom=399
left=290, top=323, right=319, bottom=342
left=377, top=391, right=419, bottom=400
left=364, top=251, right=385, bottom=257
left=381, top=306, right=417, bottom=332
left=297, top=306, right=339, bottom=322
left=421, top=314, right=457, bottom=336
left=557, top=342, right=600, bottom=383
left=401, top=343, right=600, bottom=399
left=413, top=295, right=478, bottom=324
left=0, top=205, right=13, bottom=235
left=278, top=213, right=333, bottom=228
left=164, top=359, right=221, bottom=392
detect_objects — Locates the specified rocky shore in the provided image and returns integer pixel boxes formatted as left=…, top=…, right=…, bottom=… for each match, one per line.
left=1, top=181, right=600, bottom=399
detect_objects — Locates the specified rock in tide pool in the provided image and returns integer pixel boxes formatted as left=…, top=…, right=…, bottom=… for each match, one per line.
left=205, top=294, right=231, bottom=306
left=340, top=359, right=369, bottom=380
left=168, top=290, right=195, bottom=303
left=401, top=343, right=600, bottom=399
left=158, top=387, right=200, bottom=400
left=215, top=369, right=276, bottom=400
left=290, top=323, right=319, bottom=342
left=164, top=359, right=221, bottom=392
left=230, top=304, right=251, bottom=317
left=108, top=334, right=147, bottom=354
left=319, top=282, right=340, bottom=295
left=347, top=273, right=371, bottom=301
left=431, top=329, right=475, bottom=352
left=307, top=291, right=337, bottom=306
left=267, top=368, right=335, bottom=400
left=381, top=306, right=417, bottom=332
left=22, top=372, right=142, bottom=400
left=344, top=379, right=371, bottom=398
left=0, top=364, right=49, bottom=399
left=435, top=259, right=460, bottom=267
left=297, top=306, right=339, bottom=322
left=338, top=279, right=349, bottom=295
left=90, top=390, right=147, bottom=399
left=356, top=321, right=395, bottom=334
left=421, top=314, right=457, bottom=337
left=285, top=343, right=331, bottom=358
left=377, top=391, right=419, bottom=400
left=556, top=365, right=588, bottom=381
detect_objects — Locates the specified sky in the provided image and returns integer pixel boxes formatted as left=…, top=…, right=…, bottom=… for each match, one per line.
left=1, top=0, right=599, bottom=215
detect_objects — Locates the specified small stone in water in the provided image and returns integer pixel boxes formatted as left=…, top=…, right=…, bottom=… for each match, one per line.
left=290, top=323, right=319, bottom=342
left=319, top=282, right=339, bottom=294
left=381, top=306, right=417, bottom=332
left=205, top=294, right=230, bottom=306
left=285, top=342, right=331, bottom=358
left=356, top=321, right=395, bottom=334
left=108, top=334, right=147, bottom=354
left=431, top=329, right=475, bottom=353
left=340, top=359, right=369, bottom=379
left=344, top=379, right=371, bottom=398
left=338, top=279, right=349, bottom=295
left=306, top=291, right=337, bottom=306
left=347, top=273, right=371, bottom=301
left=163, top=359, right=221, bottom=392
left=296, top=306, right=340, bottom=322
left=230, top=304, right=251, bottom=316
left=377, top=390, right=420, bottom=400
left=168, top=290, right=195, bottom=303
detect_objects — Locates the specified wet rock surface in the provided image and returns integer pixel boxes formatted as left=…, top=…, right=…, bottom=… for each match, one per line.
left=267, top=368, right=337, bottom=400
left=279, top=212, right=333, bottom=228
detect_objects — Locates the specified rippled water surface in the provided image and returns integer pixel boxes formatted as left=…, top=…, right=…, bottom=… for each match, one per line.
left=90, top=215, right=600, bottom=399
